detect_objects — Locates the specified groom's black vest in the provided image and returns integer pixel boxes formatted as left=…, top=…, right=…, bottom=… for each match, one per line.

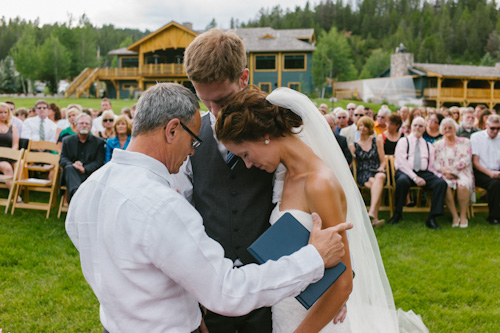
left=191, top=115, right=274, bottom=264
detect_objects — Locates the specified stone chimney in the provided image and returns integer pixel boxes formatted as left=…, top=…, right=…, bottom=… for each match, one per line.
left=495, top=62, right=500, bottom=70
left=182, top=22, right=193, bottom=31
left=391, top=43, right=414, bottom=77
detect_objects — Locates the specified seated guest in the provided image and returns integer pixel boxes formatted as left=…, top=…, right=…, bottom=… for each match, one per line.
left=423, top=113, right=444, bottom=144
left=434, top=118, right=474, bottom=228
left=60, top=114, right=105, bottom=202
left=408, top=107, right=422, bottom=129
left=364, top=106, right=374, bottom=120
left=473, top=104, right=488, bottom=128
left=470, top=114, right=500, bottom=225
left=388, top=117, right=448, bottom=229
left=105, top=115, right=131, bottom=163
left=346, top=102, right=356, bottom=125
left=449, top=106, right=461, bottom=124
left=477, top=109, right=492, bottom=130
left=333, top=108, right=349, bottom=135
left=374, top=108, right=390, bottom=135
left=5, top=100, right=24, bottom=137
left=457, top=107, right=480, bottom=139
left=382, top=113, right=403, bottom=155
left=398, top=106, right=409, bottom=134
left=340, top=107, right=365, bottom=146
left=349, top=116, right=386, bottom=227
left=57, top=107, right=81, bottom=151
left=0, top=103, right=20, bottom=198
left=121, top=107, right=132, bottom=119
left=94, top=110, right=116, bottom=142
left=318, top=103, right=328, bottom=115
left=324, top=114, right=352, bottom=166
left=21, top=100, right=57, bottom=143
left=14, top=107, right=29, bottom=122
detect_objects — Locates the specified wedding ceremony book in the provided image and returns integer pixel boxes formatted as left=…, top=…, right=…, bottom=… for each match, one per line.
left=247, top=212, right=346, bottom=309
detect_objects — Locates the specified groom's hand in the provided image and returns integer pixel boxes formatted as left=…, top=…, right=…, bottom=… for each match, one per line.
left=308, top=213, right=353, bottom=268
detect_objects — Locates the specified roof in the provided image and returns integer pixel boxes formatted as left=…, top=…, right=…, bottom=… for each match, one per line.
left=108, top=47, right=137, bottom=56
left=413, top=63, right=500, bottom=79
left=234, top=27, right=315, bottom=52
left=127, top=21, right=198, bottom=52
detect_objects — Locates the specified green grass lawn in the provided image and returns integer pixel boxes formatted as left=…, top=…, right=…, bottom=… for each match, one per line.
left=0, top=205, right=498, bottom=332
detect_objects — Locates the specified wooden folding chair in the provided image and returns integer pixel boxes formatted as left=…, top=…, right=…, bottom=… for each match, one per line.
left=11, top=151, right=60, bottom=218
left=470, top=187, right=489, bottom=217
left=0, top=148, right=25, bottom=214
left=57, top=186, right=69, bottom=218
left=353, top=155, right=394, bottom=217
left=388, top=155, right=430, bottom=213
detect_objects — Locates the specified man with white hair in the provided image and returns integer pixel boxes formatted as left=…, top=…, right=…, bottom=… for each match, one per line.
left=59, top=113, right=105, bottom=202
left=457, top=108, right=480, bottom=139
left=389, top=116, right=448, bottom=229
left=470, top=114, right=500, bottom=225
left=318, top=103, right=328, bottom=115
left=374, top=108, right=391, bottom=135
left=340, top=106, right=365, bottom=146
left=346, top=103, right=356, bottom=125
left=334, top=108, right=349, bottom=135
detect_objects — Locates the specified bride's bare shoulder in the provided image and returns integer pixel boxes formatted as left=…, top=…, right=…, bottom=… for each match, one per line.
left=304, top=164, right=345, bottom=200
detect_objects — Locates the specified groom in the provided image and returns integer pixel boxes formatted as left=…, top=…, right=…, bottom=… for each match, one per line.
left=174, top=28, right=275, bottom=332
left=176, top=28, right=350, bottom=332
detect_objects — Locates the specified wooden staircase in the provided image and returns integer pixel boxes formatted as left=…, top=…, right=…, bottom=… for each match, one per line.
left=65, top=67, right=100, bottom=98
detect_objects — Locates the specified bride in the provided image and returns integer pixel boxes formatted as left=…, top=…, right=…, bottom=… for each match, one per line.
left=215, top=87, right=428, bottom=332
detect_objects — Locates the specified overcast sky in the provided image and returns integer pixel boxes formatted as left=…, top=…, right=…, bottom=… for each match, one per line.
left=2, top=0, right=316, bottom=31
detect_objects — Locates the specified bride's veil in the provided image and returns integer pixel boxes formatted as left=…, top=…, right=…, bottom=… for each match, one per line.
left=266, top=87, right=427, bottom=333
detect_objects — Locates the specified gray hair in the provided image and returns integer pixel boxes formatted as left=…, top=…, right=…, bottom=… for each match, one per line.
left=132, top=83, right=199, bottom=136
left=377, top=108, right=391, bottom=117
left=74, top=113, right=92, bottom=126
left=487, top=114, right=500, bottom=125
left=335, top=108, right=349, bottom=118
left=325, top=113, right=336, bottom=124
left=439, top=117, right=459, bottom=134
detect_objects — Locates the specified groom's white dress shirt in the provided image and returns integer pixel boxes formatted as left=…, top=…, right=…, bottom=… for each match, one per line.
left=66, top=149, right=324, bottom=333
left=21, top=116, right=57, bottom=142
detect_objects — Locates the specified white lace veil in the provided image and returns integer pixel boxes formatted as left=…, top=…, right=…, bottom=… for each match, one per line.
left=266, top=88, right=428, bottom=333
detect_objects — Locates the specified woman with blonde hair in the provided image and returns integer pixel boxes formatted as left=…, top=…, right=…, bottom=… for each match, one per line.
left=57, top=107, right=82, bottom=151
left=349, top=116, right=387, bottom=227
left=105, top=115, right=131, bottom=163
left=0, top=102, right=20, bottom=199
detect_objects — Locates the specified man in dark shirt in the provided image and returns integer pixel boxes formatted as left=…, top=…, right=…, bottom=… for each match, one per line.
left=325, top=114, right=353, bottom=166
left=60, top=113, right=105, bottom=201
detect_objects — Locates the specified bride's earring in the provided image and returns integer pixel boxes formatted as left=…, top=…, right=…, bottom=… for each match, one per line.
left=264, top=139, right=270, bottom=145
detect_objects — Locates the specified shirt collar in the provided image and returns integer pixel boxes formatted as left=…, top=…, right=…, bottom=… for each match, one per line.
left=110, top=149, right=173, bottom=187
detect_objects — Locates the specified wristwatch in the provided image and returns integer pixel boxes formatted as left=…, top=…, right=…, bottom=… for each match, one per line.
left=412, top=176, right=417, bottom=182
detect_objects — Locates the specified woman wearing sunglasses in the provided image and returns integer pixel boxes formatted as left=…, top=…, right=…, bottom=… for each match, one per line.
left=95, top=110, right=116, bottom=142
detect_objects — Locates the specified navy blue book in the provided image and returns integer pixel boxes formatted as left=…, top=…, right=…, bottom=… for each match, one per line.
left=247, top=212, right=346, bottom=310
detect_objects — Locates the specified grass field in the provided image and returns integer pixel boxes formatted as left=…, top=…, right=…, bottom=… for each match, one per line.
left=0, top=96, right=396, bottom=115
left=0, top=204, right=498, bottom=332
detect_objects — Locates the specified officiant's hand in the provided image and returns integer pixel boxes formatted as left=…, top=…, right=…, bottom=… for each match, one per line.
left=308, top=213, right=353, bottom=268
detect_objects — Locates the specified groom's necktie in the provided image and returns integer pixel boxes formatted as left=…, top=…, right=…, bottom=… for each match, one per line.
left=414, top=139, right=421, bottom=172
left=226, top=151, right=239, bottom=170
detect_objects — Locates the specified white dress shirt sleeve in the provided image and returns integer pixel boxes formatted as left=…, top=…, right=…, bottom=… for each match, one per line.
left=148, top=196, right=325, bottom=315
left=394, top=136, right=417, bottom=180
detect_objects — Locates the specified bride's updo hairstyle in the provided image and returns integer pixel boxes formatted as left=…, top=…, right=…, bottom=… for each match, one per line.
left=215, top=89, right=303, bottom=143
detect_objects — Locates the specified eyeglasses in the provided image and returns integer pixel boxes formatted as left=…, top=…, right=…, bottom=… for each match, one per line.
left=103, top=119, right=114, bottom=123
left=377, top=115, right=385, bottom=118
left=180, top=121, right=203, bottom=149
left=347, top=108, right=355, bottom=111
left=354, top=113, right=363, bottom=117
left=489, top=126, right=500, bottom=131
left=36, top=106, right=48, bottom=110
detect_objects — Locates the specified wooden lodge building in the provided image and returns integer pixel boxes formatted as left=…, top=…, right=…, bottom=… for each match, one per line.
left=381, top=50, right=500, bottom=109
left=65, top=21, right=316, bottom=99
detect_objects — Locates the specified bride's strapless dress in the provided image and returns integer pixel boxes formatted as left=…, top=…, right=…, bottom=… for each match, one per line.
left=269, top=204, right=351, bottom=333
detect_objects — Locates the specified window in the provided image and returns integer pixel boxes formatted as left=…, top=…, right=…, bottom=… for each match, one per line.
left=288, top=82, right=301, bottom=92
left=284, top=55, right=305, bottom=70
left=255, top=55, right=276, bottom=70
left=121, top=57, right=139, bottom=68
left=259, top=83, right=272, bottom=93
left=123, top=83, right=138, bottom=89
